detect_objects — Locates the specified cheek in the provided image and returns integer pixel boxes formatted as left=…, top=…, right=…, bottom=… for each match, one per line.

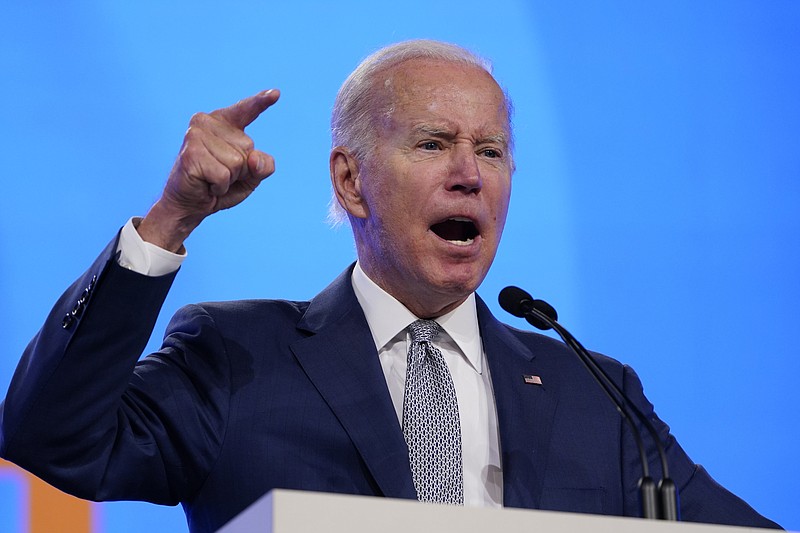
left=488, top=181, right=512, bottom=222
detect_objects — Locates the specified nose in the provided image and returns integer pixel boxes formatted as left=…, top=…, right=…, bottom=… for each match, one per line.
left=446, top=144, right=482, bottom=194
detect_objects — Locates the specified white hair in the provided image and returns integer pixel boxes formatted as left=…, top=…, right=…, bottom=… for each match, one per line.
left=327, top=39, right=514, bottom=226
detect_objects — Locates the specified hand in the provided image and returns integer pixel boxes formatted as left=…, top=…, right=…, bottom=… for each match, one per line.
left=138, top=89, right=280, bottom=252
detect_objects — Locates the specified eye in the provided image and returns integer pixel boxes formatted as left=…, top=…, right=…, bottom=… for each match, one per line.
left=480, top=148, right=502, bottom=159
left=419, top=141, right=441, bottom=151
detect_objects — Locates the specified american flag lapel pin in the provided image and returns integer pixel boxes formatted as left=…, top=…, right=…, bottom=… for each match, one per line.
left=523, top=374, right=543, bottom=385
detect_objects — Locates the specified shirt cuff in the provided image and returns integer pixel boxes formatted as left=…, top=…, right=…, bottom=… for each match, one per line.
left=117, top=217, right=186, bottom=276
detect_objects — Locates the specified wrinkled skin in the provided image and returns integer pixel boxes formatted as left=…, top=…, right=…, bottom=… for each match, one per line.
left=331, top=58, right=513, bottom=318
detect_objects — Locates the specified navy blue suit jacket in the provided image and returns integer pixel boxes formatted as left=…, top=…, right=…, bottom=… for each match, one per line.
left=0, top=237, right=780, bottom=531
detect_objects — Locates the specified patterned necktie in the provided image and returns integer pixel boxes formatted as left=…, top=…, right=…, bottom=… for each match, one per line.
left=402, top=319, right=464, bottom=505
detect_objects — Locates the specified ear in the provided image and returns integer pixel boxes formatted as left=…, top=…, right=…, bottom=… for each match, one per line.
left=330, top=147, right=369, bottom=219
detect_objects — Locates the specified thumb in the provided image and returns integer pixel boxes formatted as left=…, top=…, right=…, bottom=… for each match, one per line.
left=247, top=150, right=275, bottom=179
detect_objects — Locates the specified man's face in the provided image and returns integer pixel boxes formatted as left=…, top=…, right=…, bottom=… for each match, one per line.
left=346, top=58, right=513, bottom=318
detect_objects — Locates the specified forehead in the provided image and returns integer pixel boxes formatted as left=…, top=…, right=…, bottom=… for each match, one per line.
left=376, top=58, right=509, bottom=133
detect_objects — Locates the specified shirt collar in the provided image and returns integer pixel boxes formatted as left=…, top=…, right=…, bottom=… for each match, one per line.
left=351, top=262, right=483, bottom=374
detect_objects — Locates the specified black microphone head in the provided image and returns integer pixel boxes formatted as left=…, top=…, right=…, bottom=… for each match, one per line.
left=532, top=299, right=558, bottom=323
left=498, top=286, right=533, bottom=317
left=499, top=286, right=558, bottom=331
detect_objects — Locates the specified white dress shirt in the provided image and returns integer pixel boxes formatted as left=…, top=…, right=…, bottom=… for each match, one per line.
left=351, top=263, right=503, bottom=507
left=116, top=218, right=503, bottom=507
left=118, top=218, right=186, bottom=276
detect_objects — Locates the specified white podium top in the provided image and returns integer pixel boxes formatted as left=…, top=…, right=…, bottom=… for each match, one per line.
left=218, top=489, right=783, bottom=533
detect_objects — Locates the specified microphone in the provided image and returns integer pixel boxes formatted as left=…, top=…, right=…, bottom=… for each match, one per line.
left=499, top=286, right=679, bottom=521
left=498, top=285, right=557, bottom=330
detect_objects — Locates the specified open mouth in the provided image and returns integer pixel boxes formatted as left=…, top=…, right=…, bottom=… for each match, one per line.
left=430, top=217, right=479, bottom=246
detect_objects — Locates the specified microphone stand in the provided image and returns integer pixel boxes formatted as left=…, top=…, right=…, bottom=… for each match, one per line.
left=500, top=288, right=679, bottom=520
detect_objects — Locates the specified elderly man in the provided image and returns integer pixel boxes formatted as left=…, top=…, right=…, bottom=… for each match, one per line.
left=0, top=40, right=779, bottom=532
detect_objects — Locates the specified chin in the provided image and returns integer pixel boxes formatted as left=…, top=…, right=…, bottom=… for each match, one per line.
left=429, top=266, right=486, bottom=298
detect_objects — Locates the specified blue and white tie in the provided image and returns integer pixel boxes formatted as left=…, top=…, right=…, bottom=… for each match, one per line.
left=402, top=319, right=464, bottom=505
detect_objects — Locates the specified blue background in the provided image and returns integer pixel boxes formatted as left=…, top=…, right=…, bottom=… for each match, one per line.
left=1, top=1, right=797, bottom=531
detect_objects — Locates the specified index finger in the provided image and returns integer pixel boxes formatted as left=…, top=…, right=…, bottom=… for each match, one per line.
left=211, top=89, right=281, bottom=130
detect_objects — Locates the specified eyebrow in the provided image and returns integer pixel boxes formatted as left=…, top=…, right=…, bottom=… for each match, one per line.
left=413, top=124, right=454, bottom=138
left=412, top=124, right=509, bottom=147
left=479, top=133, right=509, bottom=147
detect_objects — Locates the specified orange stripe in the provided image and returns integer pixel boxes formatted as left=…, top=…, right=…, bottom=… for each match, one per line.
left=1, top=459, right=92, bottom=533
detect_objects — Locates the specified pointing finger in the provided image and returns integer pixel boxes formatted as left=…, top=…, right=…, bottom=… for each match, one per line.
left=211, top=89, right=281, bottom=130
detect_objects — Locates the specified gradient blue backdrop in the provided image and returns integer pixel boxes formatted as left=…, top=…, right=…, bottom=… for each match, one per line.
left=1, top=1, right=797, bottom=531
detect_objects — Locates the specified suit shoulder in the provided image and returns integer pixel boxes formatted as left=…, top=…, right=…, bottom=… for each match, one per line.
left=499, top=320, right=627, bottom=373
left=500, top=321, right=570, bottom=352
left=168, top=298, right=310, bottom=331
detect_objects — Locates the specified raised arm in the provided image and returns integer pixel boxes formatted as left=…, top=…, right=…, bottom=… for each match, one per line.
left=0, top=90, right=281, bottom=504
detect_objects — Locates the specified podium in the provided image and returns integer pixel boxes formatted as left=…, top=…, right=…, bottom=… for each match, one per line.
left=218, top=490, right=778, bottom=533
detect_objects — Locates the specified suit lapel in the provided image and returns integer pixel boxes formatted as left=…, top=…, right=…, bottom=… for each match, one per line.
left=289, top=266, right=416, bottom=500
left=288, top=274, right=558, bottom=506
left=477, top=297, right=558, bottom=509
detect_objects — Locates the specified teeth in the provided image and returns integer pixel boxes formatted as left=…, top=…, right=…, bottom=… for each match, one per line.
left=449, top=217, right=472, bottom=222
left=447, top=237, right=474, bottom=246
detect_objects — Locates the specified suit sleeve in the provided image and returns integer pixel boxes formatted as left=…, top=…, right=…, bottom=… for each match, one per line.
left=618, top=363, right=782, bottom=528
left=0, top=235, right=230, bottom=505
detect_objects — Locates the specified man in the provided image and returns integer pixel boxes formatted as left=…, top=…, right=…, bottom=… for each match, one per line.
left=0, top=40, right=780, bottom=532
